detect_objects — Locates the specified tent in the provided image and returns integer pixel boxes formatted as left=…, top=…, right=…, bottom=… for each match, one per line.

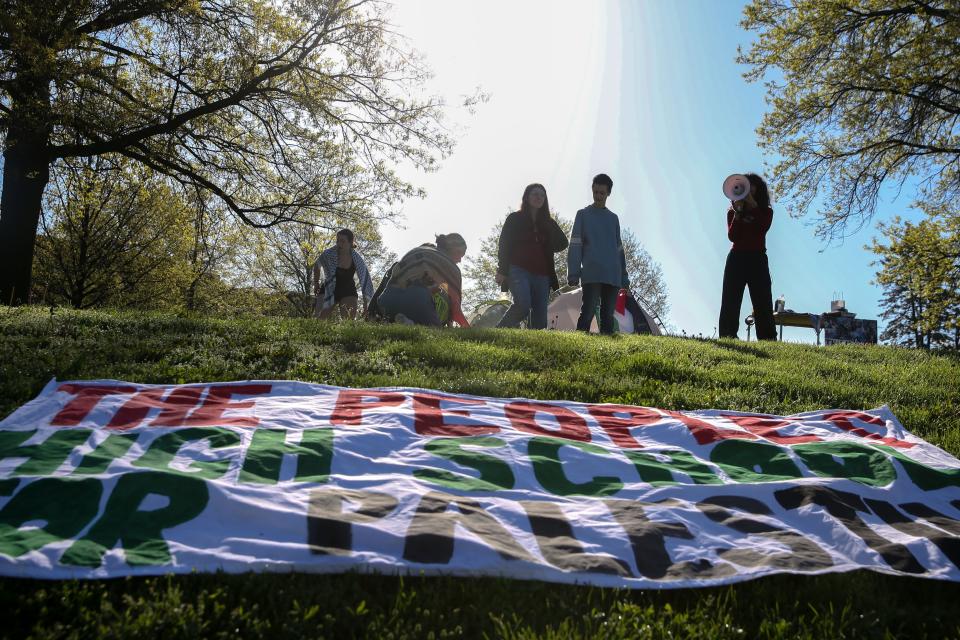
left=547, top=287, right=663, bottom=335
left=469, top=299, right=512, bottom=328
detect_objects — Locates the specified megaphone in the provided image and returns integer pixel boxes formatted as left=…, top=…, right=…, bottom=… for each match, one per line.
left=722, top=174, right=751, bottom=202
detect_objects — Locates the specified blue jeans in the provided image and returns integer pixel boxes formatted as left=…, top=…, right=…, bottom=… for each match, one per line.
left=377, top=285, right=441, bottom=326
left=497, top=266, right=551, bottom=329
left=577, top=283, right=619, bottom=334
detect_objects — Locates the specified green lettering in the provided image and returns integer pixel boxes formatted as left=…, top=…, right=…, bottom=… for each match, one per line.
left=874, top=444, right=960, bottom=491
left=0, top=429, right=91, bottom=476
left=414, top=437, right=515, bottom=491
left=239, top=428, right=332, bottom=484
left=62, top=471, right=208, bottom=567
left=625, top=449, right=722, bottom=486
left=73, top=434, right=139, bottom=475
left=529, top=436, right=623, bottom=497
left=0, top=478, right=102, bottom=557
left=710, top=439, right=803, bottom=483
left=793, top=441, right=896, bottom=487
left=133, top=427, right=240, bottom=479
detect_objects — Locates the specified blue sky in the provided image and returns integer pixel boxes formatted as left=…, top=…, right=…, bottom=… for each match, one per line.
left=1, top=1, right=922, bottom=341
left=386, top=0, right=924, bottom=342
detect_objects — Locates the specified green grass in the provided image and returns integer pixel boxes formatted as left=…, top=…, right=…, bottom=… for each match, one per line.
left=1, top=305, right=960, bottom=639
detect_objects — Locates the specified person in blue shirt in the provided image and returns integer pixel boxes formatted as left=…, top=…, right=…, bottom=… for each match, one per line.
left=567, top=173, right=629, bottom=335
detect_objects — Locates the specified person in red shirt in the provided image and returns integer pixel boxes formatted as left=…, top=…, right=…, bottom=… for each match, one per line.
left=495, top=183, right=569, bottom=329
left=718, top=173, right=776, bottom=340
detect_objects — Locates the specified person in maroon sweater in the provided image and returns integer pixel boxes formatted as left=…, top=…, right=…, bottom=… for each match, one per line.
left=718, top=173, right=776, bottom=340
left=495, top=183, right=569, bottom=328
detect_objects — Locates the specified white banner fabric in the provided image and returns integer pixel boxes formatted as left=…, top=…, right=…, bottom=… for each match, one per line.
left=1, top=379, right=959, bottom=587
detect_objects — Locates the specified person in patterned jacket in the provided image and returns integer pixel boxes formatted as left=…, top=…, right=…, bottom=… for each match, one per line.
left=313, top=229, right=374, bottom=320
left=375, top=233, right=470, bottom=327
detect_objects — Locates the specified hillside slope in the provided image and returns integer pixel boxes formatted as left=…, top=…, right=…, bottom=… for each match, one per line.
left=1, top=306, right=959, bottom=639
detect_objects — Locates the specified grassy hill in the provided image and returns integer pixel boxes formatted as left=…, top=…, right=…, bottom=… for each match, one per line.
left=1, top=306, right=959, bottom=639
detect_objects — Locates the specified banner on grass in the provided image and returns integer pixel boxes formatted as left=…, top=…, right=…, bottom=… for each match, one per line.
left=1, top=379, right=959, bottom=587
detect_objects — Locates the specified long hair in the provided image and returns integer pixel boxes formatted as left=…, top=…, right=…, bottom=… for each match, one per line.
left=519, top=183, right=551, bottom=222
left=744, top=173, right=771, bottom=210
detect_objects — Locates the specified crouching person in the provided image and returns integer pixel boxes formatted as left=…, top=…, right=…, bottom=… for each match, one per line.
left=377, top=233, right=471, bottom=327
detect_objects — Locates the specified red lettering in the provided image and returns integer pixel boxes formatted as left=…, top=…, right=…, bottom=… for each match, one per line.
left=331, top=389, right=407, bottom=426
left=106, top=387, right=170, bottom=430
left=820, top=411, right=914, bottom=449
left=505, top=401, right=590, bottom=442
left=104, top=384, right=269, bottom=430
left=587, top=405, right=759, bottom=447
left=411, top=392, right=497, bottom=437
left=720, top=414, right=821, bottom=445
left=181, top=383, right=272, bottom=427
left=150, top=387, right=206, bottom=426
left=52, top=383, right=137, bottom=426
left=715, top=411, right=914, bottom=448
left=586, top=405, right=664, bottom=448
left=663, top=410, right=756, bottom=446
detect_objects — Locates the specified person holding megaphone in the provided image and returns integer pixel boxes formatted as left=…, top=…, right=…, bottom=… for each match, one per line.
left=718, top=173, right=776, bottom=340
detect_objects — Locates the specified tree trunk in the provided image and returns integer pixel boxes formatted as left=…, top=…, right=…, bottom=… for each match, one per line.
left=186, top=219, right=203, bottom=311
left=0, top=79, right=52, bottom=306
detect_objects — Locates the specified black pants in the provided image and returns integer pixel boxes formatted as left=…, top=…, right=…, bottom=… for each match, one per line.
left=719, top=251, right=776, bottom=340
left=577, top=283, right=620, bottom=334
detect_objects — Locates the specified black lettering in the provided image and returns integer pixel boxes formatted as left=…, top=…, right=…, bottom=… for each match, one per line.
left=307, top=488, right=399, bottom=556
left=696, top=495, right=833, bottom=571
left=775, top=485, right=925, bottom=574
left=864, top=498, right=960, bottom=571
left=605, top=498, right=736, bottom=580
left=521, top=501, right=632, bottom=576
left=900, top=502, right=960, bottom=536
left=402, top=491, right=534, bottom=565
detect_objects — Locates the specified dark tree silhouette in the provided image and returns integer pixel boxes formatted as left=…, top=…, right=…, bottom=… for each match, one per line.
left=0, top=0, right=459, bottom=304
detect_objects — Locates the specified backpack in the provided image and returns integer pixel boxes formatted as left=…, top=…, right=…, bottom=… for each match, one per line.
left=386, top=245, right=462, bottom=297
left=365, top=262, right=396, bottom=322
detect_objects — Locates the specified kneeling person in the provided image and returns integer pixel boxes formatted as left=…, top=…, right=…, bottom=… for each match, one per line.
left=377, top=233, right=471, bottom=327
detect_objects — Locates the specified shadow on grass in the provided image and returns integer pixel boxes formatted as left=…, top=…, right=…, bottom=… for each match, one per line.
left=712, top=339, right=771, bottom=359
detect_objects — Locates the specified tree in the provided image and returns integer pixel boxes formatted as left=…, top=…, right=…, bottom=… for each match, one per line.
left=943, top=212, right=960, bottom=349
left=462, top=215, right=670, bottom=324
left=33, top=155, right=192, bottom=309
left=0, top=0, right=461, bottom=304
left=739, top=2, right=960, bottom=240
left=869, top=214, right=959, bottom=349
left=460, top=217, right=507, bottom=313
left=181, top=188, right=247, bottom=313
left=622, top=228, right=670, bottom=326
